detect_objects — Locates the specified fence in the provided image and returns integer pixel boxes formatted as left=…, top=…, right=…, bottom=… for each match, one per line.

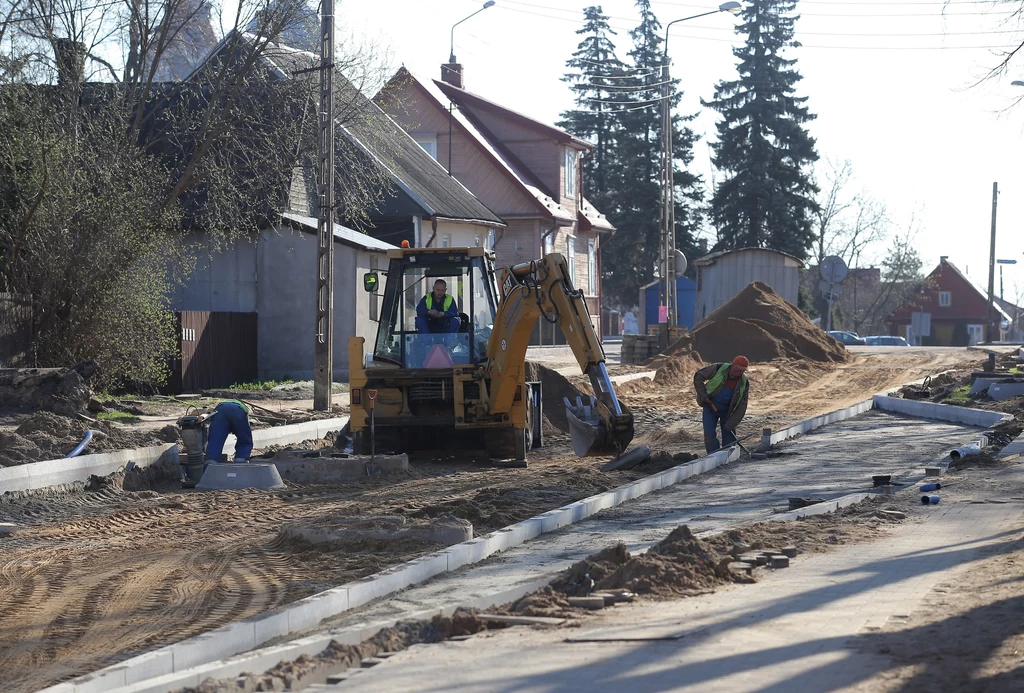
left=0, top=293, right=33, bottom=368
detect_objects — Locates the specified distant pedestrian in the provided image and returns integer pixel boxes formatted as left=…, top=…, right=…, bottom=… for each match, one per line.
left=693, top=356, right=750, bottom=454
left=205, top=400, right=253, bottom=464
left=618, top=311, right=634, bottom=335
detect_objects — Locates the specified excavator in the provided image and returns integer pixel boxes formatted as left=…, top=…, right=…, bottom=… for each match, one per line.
left=348, top=245, right=634, bottom=463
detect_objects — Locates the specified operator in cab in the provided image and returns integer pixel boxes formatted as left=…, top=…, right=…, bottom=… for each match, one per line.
left=693, top=355, right=750, bottom=454
left=415, top=278, right=460, bottom=334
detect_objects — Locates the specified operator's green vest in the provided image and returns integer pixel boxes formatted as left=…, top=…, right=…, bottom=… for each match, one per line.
left=426, top=294, right=453, bottom=311
left=705, top=364, right=748, bottom=404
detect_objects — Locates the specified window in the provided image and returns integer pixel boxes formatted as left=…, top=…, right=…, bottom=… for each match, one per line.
left=939, top=291, right=951, bottom=307
left=587, top=238, right=596, bottom=293
left=487, top=228, right=495, bottom=250
left=474, top=235, right=481, bottom=247
left=566, top=236, right=576, bottom=284
left=564, top=147, right=576, bottom=199
left=441, top=234, right=451, bottom=248
left=414, top=137, right=437, bottom=159
left=543, top=232, right=555, bottom=255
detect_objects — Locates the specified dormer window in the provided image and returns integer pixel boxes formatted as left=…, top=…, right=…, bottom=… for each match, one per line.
left=564, top=147, right=577, bottom=199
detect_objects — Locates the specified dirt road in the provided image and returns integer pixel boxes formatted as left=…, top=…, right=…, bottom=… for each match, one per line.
left=0, top=347, right=990, bottom=692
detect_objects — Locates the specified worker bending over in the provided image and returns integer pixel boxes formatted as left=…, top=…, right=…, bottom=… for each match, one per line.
left=693, top=356, right=750, bottom=454
left=415, top=279, right=460, bottom=334
left=205, top=399, right=253, bottom=464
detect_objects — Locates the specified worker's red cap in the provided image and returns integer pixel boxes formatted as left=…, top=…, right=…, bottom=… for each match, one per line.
left=732, top=355, right=749, bottom=368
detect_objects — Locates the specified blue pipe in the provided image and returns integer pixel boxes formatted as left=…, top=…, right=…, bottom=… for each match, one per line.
left=921, top=495, right=940, bottom=505
left=66, top=430, right=94, bottom=458
left=920, top=482, right=941, bottom=492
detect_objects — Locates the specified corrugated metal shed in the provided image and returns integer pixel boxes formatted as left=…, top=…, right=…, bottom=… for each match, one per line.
left=694, top=248, right=805, bottom=322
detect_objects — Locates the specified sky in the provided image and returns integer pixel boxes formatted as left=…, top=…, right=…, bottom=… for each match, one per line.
left=336, top=0, right=1024, bottom=300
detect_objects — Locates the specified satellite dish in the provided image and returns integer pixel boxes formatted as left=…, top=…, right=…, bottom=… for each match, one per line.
left=674, top=249, right=687, bottom=276
left=820, top=255, right=849, bottom=285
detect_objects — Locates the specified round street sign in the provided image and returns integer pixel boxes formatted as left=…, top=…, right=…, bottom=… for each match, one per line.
left=820, top=255, right=849, bottom=284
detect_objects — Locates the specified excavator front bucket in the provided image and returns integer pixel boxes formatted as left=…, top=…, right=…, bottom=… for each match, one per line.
left=564, top=396, right=634, bottom=458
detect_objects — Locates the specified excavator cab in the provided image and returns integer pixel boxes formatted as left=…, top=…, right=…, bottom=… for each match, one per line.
left=367, top=249, right=498, bottom=370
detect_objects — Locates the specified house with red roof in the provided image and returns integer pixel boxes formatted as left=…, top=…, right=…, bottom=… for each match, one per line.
left=375, top=63, right=614, bottom=343
left=887, top=257, right=1018, bottom=345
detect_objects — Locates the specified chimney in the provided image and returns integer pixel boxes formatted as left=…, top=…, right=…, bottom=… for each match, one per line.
left=53, top=38, right=86, bottom=88
left=441, top=60, right=463, bottom=89
left=698, top=238, right=708, bottom=255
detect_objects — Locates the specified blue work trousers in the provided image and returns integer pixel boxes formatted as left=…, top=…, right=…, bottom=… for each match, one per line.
left=205, top=402, right=253, bottom=462
left=702, top=404, right=736, bottom=454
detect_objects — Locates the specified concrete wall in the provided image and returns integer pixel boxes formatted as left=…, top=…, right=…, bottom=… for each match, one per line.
left=695, top=249, right=802, bottom=322
left=428, top=219, right=496, bottom=250
left=172, top=235, right=258, bottom=312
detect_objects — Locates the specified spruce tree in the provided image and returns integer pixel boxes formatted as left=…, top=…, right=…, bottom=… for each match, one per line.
left=601, top=0, right=702, bottom=308
left=704, top=0, right=818, bottom=259
left=557, top=6, right=625, bottom=215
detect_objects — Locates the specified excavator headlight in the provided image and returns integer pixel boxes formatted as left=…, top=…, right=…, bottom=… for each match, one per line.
left=351, top=388, right=361, bottom=405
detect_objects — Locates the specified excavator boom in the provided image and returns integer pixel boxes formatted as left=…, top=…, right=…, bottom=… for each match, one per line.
left=486, top=254, right=634, bottom=457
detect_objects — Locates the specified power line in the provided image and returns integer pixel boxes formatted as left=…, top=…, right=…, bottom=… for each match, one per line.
left=496, top=4, right=1024, bottom=51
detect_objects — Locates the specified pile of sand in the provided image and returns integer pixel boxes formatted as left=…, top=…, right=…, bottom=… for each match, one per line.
left=525, top=361, right=588, bottom=433
left=655, top=282, right=847, bottom=368
left=0, top=411, right=179, bottom=467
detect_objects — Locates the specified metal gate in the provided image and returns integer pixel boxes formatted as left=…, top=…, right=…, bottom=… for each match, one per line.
left=174, top=311, right=257, bottom=393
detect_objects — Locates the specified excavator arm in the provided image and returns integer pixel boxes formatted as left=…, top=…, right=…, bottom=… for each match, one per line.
left=485, top=253, right=634, bottom=457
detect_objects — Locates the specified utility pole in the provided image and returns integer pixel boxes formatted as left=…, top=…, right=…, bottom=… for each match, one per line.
left=313, top=0, right=335, bottom=411
left=986, top=182, right=998, bottom=344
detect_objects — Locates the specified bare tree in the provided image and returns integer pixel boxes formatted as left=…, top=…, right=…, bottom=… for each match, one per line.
left=0, top=0, right=396, bottom=387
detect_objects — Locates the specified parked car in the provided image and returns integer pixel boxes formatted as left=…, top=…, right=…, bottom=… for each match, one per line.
left=864, top=335, right=910, bottom=347
left=827, top=330, right=867, bottom=346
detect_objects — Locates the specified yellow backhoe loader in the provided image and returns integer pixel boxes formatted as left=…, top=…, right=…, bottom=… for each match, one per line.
left=348, top=245, right=633, bottom=463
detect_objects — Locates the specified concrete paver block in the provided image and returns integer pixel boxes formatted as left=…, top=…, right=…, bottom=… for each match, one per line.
left=770, top=555, right=790, bottom=569
left=781, top=546, right=797, bottom=558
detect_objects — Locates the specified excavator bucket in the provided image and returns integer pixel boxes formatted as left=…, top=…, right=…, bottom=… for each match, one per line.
left=564, top=395, right=634, bottom=457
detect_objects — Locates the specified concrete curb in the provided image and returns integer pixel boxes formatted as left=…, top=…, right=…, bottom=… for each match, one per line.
left=0, top=444, right=179, bottom=495
left=767, top=492, right=874, bottom=522
left=92, top=578, right=553, bottom=693
left=872, top=396, right=1012, bottom=428
left=997, top=435, right=1024, bottom=461
left=1, top=417, right=349, bottom=496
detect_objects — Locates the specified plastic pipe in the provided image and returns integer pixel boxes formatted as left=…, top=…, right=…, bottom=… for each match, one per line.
left=950, top=444, right=981, bottom=460
left=920, top=482, right=942, bottom=492
left=921, top=495, right=941, bottom=505
left=66, top=430, right=94, bottom=458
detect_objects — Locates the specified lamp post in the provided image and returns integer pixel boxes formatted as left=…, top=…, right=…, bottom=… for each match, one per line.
left=444, top=1, right=495, bottom=176
left=450, top=0, right=495, bottom=64
left=659, top=2, right=741, bottom=329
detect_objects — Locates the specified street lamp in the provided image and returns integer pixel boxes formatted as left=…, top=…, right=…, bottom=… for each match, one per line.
left=659, top=2, right=741, bottom=329
left=444, top=1, right=495, bottom=176
left=450, top=1, right=495, bottom=64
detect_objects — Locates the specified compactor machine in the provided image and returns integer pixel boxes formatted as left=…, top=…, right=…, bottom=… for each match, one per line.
left=348, top=246, right=633, bottom=463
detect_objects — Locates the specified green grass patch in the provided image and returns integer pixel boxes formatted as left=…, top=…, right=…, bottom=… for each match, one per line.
left=97, top=410, right=142, bottom=424
left=942, top=385, right=972, bottom=405
left=228, top=379, right=296, bottom=391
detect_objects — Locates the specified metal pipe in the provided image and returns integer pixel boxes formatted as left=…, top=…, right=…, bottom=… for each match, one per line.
left=950, top=444, right=981, bottom=460
left=66, top=430, right=93, bottom=458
